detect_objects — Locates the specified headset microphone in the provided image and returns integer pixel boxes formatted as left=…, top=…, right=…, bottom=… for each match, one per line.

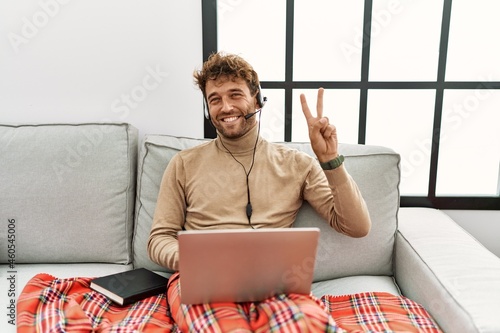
left=244, top=110, right=260, bottom=119
left=244, top=95, right=267, bottom=119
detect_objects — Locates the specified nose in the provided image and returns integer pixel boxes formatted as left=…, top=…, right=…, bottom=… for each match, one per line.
left=220, top=96, right=233, bottom=112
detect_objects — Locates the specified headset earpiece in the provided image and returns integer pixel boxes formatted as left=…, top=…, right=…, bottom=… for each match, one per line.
left=203, top=96, right=210, bottom=120
left=256, top=90, right=264, bottom=109
left=256, top=85, right=267, bottom=109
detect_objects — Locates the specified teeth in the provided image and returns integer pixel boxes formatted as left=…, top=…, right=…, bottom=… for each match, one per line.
left=223, top=116, right=239, bottom=122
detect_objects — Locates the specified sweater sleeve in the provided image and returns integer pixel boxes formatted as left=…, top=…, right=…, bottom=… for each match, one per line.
left=304, top=162, right=371, bottom=237
left=147, top=154, right=186, bottom=271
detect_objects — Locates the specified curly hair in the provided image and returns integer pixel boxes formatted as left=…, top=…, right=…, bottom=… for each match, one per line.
left=193, top=52, right=260, bottom=99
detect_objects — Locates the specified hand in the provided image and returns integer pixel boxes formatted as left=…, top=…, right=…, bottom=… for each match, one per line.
left=300, top=88, right=339, bottom=163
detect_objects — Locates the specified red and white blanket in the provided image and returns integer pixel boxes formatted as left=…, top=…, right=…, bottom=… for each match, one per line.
left=17, top=273, right=442, bottom=332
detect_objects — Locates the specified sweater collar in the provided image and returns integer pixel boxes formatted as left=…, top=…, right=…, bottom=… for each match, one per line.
left=215, top=124, right=261, bottom=155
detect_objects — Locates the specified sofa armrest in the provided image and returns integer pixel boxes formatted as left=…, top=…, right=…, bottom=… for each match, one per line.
left=395, top=208, right=500, bottom=333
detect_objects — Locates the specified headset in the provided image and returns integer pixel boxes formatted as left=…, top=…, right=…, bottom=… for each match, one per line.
left=203, top=85, right=267, bottom=120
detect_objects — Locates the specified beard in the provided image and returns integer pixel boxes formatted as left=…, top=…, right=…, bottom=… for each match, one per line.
left=213, top=106, right=257, bottom=139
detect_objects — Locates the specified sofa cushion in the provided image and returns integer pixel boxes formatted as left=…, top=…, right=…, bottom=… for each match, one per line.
left=311, top=275, right=401, bottom=298
left=0, top=123, right=137, bottom=264
left=134, top=136, right=400, bottom=280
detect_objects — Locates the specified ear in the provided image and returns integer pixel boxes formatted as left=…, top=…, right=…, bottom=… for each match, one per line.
left=254, top=94, right=261, bottom=110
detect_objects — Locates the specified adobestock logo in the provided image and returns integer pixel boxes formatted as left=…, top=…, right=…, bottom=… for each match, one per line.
left=218, top=0, right=243, bottom=20
left=398, top=75, right=497, bottom=182
left=51, top=126, right=112, bottom=183
left=340, top=0, right=404, bottom=64
left=428, top=276, right=463, bottom=318
left=51, top=65, right=169, bottom=183
left=110, top=65, right=169, bottom=121
left=281, top=256, right=315, bottom=290
left=260, top=106, right=286, bottom=142
left=441, top=75, right=497, bottom=132
left=8, top=0, right=71, bottom=54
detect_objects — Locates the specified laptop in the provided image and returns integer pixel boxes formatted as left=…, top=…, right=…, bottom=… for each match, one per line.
left=178, top=227, right=320, bottom=305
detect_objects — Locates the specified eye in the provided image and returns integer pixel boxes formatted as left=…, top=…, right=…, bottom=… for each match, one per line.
left=208, top=97, right=220, bottom=105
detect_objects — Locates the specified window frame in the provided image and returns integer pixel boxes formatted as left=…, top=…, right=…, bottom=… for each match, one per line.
left=201, top=0, right=500, bottom=210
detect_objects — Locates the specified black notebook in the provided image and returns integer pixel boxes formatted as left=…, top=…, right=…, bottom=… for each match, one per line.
left=90, top=268, right=169, bottom=306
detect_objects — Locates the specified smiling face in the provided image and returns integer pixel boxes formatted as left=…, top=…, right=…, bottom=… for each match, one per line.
left=206, top=76, right=259, bottom=139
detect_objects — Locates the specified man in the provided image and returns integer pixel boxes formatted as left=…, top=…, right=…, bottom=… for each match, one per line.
left=148, top=52, right=371, bottom=332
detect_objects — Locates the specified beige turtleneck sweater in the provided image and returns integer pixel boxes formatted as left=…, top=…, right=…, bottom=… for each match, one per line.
left=148, top=126, right=371, bottom=271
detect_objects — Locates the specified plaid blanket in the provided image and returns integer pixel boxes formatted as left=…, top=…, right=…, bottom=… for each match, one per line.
left=17, top=273, right=442, bottom=332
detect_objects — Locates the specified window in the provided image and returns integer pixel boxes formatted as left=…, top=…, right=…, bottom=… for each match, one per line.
left=202, top=0, right=500, bottom=210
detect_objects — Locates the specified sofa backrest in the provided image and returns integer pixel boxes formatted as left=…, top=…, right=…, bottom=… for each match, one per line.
left=133, top=135, right=401, bottom=281
left=0, top=123, right=138, bottom=265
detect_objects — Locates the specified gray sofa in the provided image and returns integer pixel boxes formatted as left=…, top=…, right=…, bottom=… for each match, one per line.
left=1, top=123, right=499, bottom=333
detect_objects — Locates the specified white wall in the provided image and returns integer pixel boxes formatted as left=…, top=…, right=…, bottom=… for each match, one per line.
left=0, top=0, right=204, bottom=141
left=444, top=210, right=500, bottom=258
left=0, top=1, right=498, bottom=258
